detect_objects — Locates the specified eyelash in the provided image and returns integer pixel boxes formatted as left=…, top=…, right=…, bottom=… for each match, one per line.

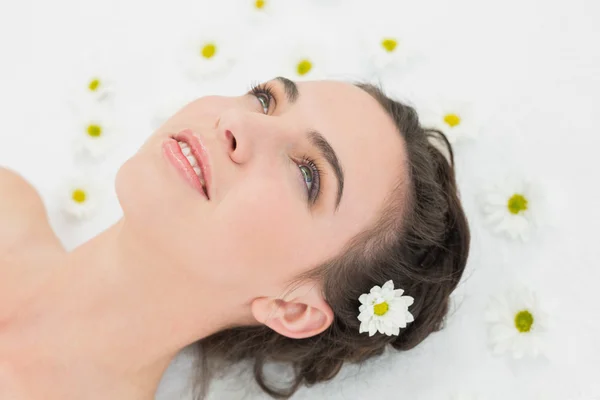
left=297, top=155, right=323, bottom=205
left=248, top=82, right=323, bottom=205
left=249, top=82, right=276, bottom=114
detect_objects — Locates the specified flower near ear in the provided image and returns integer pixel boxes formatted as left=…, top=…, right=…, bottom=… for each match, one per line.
left=484, top=287, right=549, bottom=359
left=357, top=280, right=414, bottom=337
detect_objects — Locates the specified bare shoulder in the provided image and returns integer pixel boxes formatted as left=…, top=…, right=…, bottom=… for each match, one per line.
left=0, top=167, right=64, bottom=255
left=0, top=167, right=65, bottom=324
left=0, top=166, right=46, bottom=211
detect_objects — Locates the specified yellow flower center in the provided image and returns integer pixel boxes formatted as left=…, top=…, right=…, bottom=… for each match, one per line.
left=381, top=38, right=397, bottom=52
left=514, top=310, right=534, bottom=333
left=72, top=189, right=87, bottom=203
left=373, top=301, right=389, bottom=316
left=87, top=124, right=102, bottom=138
left=444, top=113, right=461, bottom=127
left=201, top=43, right=217, bottom=59
left=255, top=0, right=265, bottom=9
left=297, top=59, right=312, bottom=76
left=507, top=194, right=528, bottom=215
left=88, top=78, right=101, bottom=92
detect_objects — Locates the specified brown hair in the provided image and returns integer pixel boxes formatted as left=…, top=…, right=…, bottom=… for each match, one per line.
left=189, top=82, right=471, bottom=399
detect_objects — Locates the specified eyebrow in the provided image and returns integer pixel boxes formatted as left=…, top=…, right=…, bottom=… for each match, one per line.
left=272, top=76, right=345, bottom=211
left=274, top=76, right=299, bottom=104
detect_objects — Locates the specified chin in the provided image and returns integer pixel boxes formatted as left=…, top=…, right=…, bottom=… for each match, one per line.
left=115, top=149, right=181, bottom=229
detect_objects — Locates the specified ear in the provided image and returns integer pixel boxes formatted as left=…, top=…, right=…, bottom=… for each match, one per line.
left=251, top=282, right=334, bottom=339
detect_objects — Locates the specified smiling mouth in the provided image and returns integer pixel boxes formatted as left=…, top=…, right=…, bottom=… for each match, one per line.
left=168, top=131, right=211, bottom=200
left=174, top=139, right=208, bottom=196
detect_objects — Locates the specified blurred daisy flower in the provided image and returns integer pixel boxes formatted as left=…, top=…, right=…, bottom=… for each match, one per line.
left=360, top=26, right=423, bottom=77
left=66, top=66, right=116, bottom=113
left=57, top=173, right=104, bottom=221
left=80, top=74, right=114, bottom=102
left=276, top=36, right=331, bottom=81
left=180, top=26, right=237, bottom=83
left=246, top=0, right=276, bottom=24
left=418, top=96, right=480, bottom=143
left=72, top=108, right=119, bottom=161
left=485, top=288, right=549, bottom=359
left=480, top=176, right=542, bottom=241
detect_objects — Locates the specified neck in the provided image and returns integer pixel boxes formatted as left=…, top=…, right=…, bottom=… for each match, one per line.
left=1, top=218, right=255, bottom=399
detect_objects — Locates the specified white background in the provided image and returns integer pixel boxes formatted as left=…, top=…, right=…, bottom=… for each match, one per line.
left=1, top=0, right=599, bottom=399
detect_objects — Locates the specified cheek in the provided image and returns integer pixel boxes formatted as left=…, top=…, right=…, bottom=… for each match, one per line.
left=214, top=176, right=313, bottom=283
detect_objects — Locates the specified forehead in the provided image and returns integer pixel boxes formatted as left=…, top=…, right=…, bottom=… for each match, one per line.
left=293, top=80, right=406, bottom=228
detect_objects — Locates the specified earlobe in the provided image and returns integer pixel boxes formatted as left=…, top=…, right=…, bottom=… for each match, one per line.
left=251, top=286, right=334, bottom=339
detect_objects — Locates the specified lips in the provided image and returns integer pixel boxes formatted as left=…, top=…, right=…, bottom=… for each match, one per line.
left=171, top=129, right=213, bottom=200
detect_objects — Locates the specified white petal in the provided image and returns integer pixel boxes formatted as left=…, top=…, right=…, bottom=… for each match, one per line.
left=382, top=280, right=395, bottom=291
left=383, top=323, right=394, bottom=336
left=358, top=293, right=369, bottom=304
left=376, top=320, right=386, bottom=335
left=359, top=320, right=370, bottom=334
left=382, top=290, right=396, bottom=302
left=492, top=339, right=511, bottom=355
left=489, top=324, right=516, bottom=343
left=370, top=285, right=382, bottom=295
left=368, top=323, right=377, bottom=337
left=390, top=296, right=413, bottom=311
left=357, top=311, right=369, bottom=322
left=382, top=317, right=394, bottom=329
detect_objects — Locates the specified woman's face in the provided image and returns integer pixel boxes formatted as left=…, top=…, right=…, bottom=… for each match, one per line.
left=116, top=78, right=406, bottom=301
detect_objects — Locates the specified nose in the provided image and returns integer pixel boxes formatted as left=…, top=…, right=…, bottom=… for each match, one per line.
left=216, top=108, right=287, bottom=165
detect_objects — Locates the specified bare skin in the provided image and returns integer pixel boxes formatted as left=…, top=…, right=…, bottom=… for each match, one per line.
left=0, top=78, right=407, bottom=399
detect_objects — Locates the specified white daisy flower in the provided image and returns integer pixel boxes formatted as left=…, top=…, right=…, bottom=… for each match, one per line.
left=480, top=176, right=541, bottom=242
left=275, top=35, right=332, bottom=81
left=357, top=280, right=414, bottom=337
left=418, top=95, right=480, bottom=143
left=245, top=0, right=276, bottom=24
left=66, top=66, right=116, bottom=113
left=80, top=74, right=114, bottom=102
left=72, top=107, right=119, bottom=161
left=359, top=26, right=423, bottom=77
left=484, top=288, right=549, bottom=359
left=180, top=25, right=237, bottom=83
left=57, top=174, right=104, bottom=221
